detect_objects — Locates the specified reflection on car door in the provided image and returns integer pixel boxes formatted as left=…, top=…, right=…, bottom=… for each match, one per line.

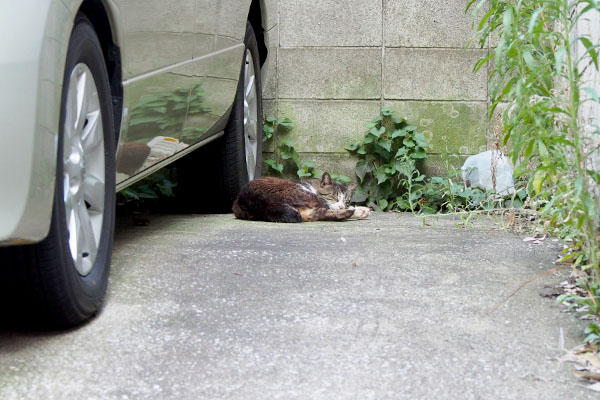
left=114, top=0, right=200, bottom=182
left=180, top=0, right=249, bottom=147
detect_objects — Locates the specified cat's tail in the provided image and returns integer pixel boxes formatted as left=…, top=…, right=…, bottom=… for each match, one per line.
left=300, top=207, right=354, bottom=222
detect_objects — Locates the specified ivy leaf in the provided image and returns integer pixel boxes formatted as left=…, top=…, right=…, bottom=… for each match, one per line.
left=264, top=159, right=283, bottom=173
left=281, top=138, right=295, bottom=147
left=413, top=132, right=429, bottom=147
left=370, top=126, right=386, bottom=137
left=381, top=106, right=394, bottom=116
left=351, top=186, right=369, bottom=203
left=297, top=169, right=312, bottom=178
left=378, top=139, right=392, bottom=152
left=395, top=147, right=408, bottom=158
left=278, top=117, right=294, bottom=127
left=395, top=161, right=413, bottom=177
left=375, top=168, right=389, bottom=184
left=346, top=141, right=360, bottom=152
left=331, top=174, right=352, bottom=185
left=391, top=129, right=405, bottom=139
left=355, top=160, right=372, bottom=183
left=393, top=117, right=406, bottom=126
left=403, top=138, right=415, bottom=147
left=411, top=149, right=428, bottom=159
left=301, top=161, right=316, bottom=169
left=378, top=199, right=389, bottom=210
left=396, top=198, right=411, bottom=210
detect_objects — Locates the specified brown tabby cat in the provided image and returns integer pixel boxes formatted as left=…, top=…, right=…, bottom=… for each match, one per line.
left=232, top=172, right=371, bottom=223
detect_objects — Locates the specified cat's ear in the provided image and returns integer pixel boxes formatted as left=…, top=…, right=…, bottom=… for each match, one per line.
left=320, top=172, right=333, bottom=186
left=346, top=183, right=358, bottom=194
left=345, top=183, right=358, bottom=200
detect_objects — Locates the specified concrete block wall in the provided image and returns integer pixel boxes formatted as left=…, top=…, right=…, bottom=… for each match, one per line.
left=263, top=0, right=489, bottom=178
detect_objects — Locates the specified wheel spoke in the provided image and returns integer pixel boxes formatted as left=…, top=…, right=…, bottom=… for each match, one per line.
left=75, top=198, right=97, bottom=276
left=245, top=134, right=256, bottom=180
left=81, top=110, right=102, bottom=153
left=83, top=174, right=105, bottom=212
left=246, top=118, right=257, bottom=141
left=75, top=69, right=89, bottom=133
left=245, top=75, right=255, bottom=99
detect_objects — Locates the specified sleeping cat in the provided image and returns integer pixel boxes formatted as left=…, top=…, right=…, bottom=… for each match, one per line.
left=232, top=172, right=371, bottom=223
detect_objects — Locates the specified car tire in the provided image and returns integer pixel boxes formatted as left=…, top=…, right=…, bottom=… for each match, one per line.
left=219, top=22, right=263, bottom=206
left=176, top=22, right=263, bottom=213
left=0, top=16, right=116, bottom=328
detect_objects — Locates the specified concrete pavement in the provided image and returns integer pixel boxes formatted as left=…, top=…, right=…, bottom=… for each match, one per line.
left=0, top=212, right=594, bottom=399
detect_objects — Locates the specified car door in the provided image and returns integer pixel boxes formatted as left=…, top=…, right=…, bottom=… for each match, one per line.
left=114, top=0, right=199, bottom=181
left=180, top=0, right=250, bottom=146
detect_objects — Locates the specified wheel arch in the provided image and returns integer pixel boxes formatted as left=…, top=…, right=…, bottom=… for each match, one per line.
left=248, top=0, right=268, bottom=68
left=78, top=0, right=124, bottom=142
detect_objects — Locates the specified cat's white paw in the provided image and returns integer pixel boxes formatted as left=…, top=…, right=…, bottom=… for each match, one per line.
left=351, top=206, right=371, bottom=219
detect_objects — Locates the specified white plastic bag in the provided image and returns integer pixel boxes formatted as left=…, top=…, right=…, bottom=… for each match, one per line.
left=461, top=150, right=515, bottom=194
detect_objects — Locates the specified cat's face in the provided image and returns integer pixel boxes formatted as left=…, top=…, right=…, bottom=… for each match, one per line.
left=314, top=173, right=357, bottom=210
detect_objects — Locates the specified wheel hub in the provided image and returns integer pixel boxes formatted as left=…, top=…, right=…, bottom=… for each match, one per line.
left=62, top=63, right=105, bottom=276
left=243, top=49, right=258, bottom=181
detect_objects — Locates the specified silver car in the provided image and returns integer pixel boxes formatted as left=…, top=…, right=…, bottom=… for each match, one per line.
left=0, top=0, right=272, bottom=327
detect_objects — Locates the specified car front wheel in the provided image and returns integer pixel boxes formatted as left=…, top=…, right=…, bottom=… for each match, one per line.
left=0, top=16, right=116, bottom=328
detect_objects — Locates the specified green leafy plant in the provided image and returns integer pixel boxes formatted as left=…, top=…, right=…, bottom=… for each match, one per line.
left=346, top=106, right=429, bottom=211
left=263, top=115, right=352, bottom=182
left=469, top=0, right=600, bottom=342
left=346, top=107, right=527, bottom=213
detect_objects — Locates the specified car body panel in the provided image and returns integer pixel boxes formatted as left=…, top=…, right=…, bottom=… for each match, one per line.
left=0, top=0, right=72, bottom=244
left=0, top=0, right=269, bottom=244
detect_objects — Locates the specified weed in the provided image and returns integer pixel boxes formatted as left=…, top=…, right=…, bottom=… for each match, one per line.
left=346, top=106, right=518, bottom=213
left=469, top=0, right=600, bottom=343
left=263, top=115, right=352, bottom=183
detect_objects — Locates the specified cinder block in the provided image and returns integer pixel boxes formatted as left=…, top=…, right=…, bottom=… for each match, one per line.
left=420, top=154, right=469, bottom=177
left=295, top=153, right=359, bottom=180
left=280, top=0, right=382, bottom=47
left=384, top=0, right=485, bottom=48
left=384, top=101, right=488, bottom=155
left=263, top=0, right=278, bottom=30
left=279, top=48, right=381, bottom=99
left=277, top=101, right=381, bottom=153
left=263, top=25, right=279, bottom=100
left=384, top=48, right=488, bottom=101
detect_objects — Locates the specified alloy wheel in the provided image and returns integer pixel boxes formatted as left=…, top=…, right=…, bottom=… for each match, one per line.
left=243, top=49, right=258, bottom=181
left=62, top=63, right=105, bottom=276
